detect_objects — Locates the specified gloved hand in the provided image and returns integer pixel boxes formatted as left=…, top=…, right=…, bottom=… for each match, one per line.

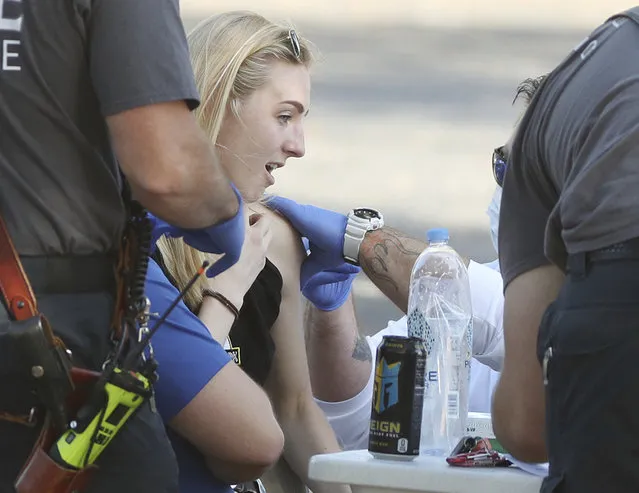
left=296, top=236, right=360, bottom=311
left=302, top=260, right=360, bottom=311
left=268, top=196, right=360, bottom=310
left=149, top=185, right=246, bottom=278
left=267, top=196, right=348, bottom=270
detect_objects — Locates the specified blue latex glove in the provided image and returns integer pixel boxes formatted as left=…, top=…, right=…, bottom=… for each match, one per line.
left=296, top=227, right=361, bottom=311
left=267, top=196, right=348, bottom=270
left=149, top=185, right=246, bottom=278
left=302, top=260, right=360, bottom=311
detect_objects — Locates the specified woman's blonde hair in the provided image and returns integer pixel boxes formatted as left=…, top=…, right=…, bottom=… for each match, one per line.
left=156, top=11, right=314, bottom=311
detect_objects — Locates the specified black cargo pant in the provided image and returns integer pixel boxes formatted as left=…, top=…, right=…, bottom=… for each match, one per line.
left=0, top=256, right=178, bottom=493
left=537, top=248, right=639, bottom=493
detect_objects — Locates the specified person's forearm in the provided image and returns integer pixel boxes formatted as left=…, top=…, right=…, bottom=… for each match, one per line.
left=133, top=138, right=239, bottom=229
left=358, top=227, right=469, bottom=313
left=492, top=367, right=547, bottom=463
left=492, top=266, right=562, bottom=463
left=198, top=291, right=244, bottom=343
left=305, top=295, right=372, bottom=402
left=109, top=102, right=240, bottom=229
left=168, top=136, right=240, bottom=228
left=279, top=398, right=351, bottom=493
left=357, top=227, right=426, bottom=313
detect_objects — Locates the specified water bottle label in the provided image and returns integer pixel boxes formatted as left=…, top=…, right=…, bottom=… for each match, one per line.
left=407, top=309, right=437, bottom=362
left=465, top=319, right=473, bottom=383
left=407, top=308, right=427, bottom=341
left=424, top=320, right=435, bottom=356
left=465, top=319, right=473, bottom=350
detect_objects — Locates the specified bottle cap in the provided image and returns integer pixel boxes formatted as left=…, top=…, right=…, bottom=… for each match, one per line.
left=427, top=228, right=449, bottom=243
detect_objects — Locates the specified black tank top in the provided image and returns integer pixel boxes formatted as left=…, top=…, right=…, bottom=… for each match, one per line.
left=152, top=251, right=283, bottom=386
left=225, top=259, right=283, bottom=385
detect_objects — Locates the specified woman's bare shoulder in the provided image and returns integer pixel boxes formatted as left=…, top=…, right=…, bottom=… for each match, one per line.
left=250, top=202, right=305, bottom=273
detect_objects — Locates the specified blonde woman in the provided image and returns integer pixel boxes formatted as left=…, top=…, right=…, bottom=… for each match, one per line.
left=147, top=11, right=355, bottom=493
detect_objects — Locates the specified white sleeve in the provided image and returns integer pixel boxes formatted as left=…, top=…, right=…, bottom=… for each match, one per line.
left=314, top=318, right=409, bottom=451
left=468, top=359, right=501, bottom=413
left=315, top=366, right=374, bottom=451
left=468, top=260, right=504, bottom=371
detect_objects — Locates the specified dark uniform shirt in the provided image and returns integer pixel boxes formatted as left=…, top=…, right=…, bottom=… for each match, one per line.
left=0, top=0, right=199, bottom=256
left=499, top=12, right=639, bottom=288
left=0, top=3, right=201, bottom=490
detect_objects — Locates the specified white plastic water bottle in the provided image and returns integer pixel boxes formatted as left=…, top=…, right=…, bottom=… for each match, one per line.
left=406, top=228, right=473, bottom=457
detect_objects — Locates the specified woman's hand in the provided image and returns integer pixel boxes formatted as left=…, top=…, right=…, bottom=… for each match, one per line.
left=206, top=212, right=273, bottom=310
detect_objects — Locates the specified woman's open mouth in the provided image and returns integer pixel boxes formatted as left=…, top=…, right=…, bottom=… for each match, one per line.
left=265, top=162, right=283, bottom=175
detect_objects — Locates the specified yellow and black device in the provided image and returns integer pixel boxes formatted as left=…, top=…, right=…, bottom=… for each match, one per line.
left=49, top=367, right=151, bottom=469
left=46, top=255, right=209, bottom=472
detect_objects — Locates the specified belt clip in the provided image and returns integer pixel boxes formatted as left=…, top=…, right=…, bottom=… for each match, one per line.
left=568, top=252, right=587, bottom=279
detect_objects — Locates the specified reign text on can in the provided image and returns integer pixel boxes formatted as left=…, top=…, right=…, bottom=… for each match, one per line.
left=368, top=335, right=426, bottom=461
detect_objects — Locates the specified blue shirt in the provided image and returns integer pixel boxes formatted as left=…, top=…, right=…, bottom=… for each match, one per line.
left=145, top=259, right=233, bottom=493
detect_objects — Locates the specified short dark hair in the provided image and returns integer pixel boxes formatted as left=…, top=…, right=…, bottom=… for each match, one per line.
left=513, top=74, right=548, bottom=105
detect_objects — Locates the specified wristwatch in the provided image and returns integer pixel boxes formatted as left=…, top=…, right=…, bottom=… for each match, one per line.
left=343, top=208, right=384, bottom=265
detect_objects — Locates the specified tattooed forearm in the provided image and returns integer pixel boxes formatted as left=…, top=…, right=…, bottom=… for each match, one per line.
left=359, top=227, right=425, bottom=312
left=352, top=333, right=372, bottom=362
left=373, top=229, right=424, bottom=260
left=361, top=228, right=422, bottom=285
left=304, top=295, right=372, bottom=402
left=364, top=241, right=395, bottom=289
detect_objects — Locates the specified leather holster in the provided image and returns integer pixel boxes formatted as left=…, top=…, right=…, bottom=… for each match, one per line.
left=14, top=367, right=101, bottom=493
left=14, top=416, right=97, bottom=493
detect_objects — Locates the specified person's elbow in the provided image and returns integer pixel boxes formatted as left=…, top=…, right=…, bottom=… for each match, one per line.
left=169, top=363, right=285, bottom=483
left=204, top=390, right=285, bottom=482
left=234, top=407, right=285, bottom=475
left=208, top=415, right=285, bottom=483
left=127, top=165, right=187, bottom=206
left=492, top=380, right=547, bottom=463
left=493, top=416, right=547, bottom=463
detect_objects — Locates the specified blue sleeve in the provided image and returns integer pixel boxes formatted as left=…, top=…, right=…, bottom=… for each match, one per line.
left=145, top=259, right=231, bottom=422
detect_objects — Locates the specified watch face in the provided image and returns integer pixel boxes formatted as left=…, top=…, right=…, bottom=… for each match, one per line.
left=354, top=208, right=380, bottom=220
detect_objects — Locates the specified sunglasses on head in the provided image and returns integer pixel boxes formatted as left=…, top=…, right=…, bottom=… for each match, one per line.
left=492, top=146, right=507, bottom=187
left=288, top=29, right=301, bottom=61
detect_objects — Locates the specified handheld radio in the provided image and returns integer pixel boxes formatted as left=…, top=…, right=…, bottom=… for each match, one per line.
left=49, top=367, right=151, bottom=469
left=48, top=258, right=209, bottom=469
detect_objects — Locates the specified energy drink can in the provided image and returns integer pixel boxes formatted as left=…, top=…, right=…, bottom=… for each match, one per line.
left=368, top=335, right=425, bottom=461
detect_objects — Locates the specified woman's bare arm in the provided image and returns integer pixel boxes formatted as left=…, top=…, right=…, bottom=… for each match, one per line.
left=170, top=363, right=284, bottom=483
left=256, top=205, right=351, bottom=493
